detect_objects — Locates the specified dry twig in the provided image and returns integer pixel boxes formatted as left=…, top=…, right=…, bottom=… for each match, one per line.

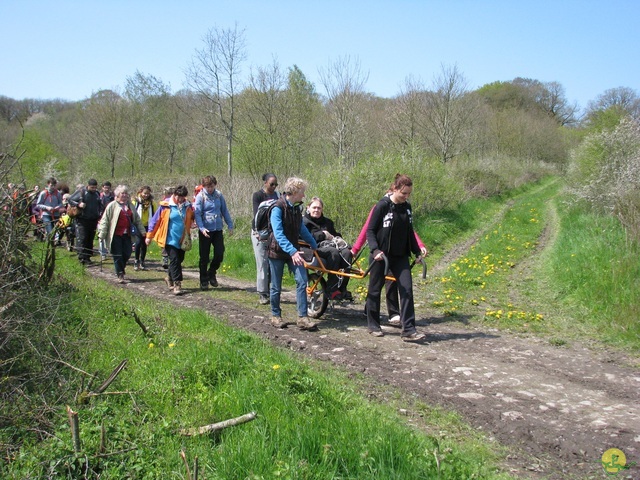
left=179, top=411, right=257, bottom=436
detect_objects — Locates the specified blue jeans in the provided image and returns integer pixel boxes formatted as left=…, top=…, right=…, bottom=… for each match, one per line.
left=268, top=257, right=308, bottom=318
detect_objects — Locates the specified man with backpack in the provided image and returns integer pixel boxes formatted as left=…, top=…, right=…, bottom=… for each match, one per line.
left=68, top=178, right=102, bottom=265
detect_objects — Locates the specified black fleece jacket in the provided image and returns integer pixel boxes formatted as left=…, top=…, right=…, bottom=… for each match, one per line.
left=366, top=196, right=420, bottom=258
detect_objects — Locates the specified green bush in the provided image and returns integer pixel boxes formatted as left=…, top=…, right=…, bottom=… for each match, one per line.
left=304, top=153, right=465, bottom=240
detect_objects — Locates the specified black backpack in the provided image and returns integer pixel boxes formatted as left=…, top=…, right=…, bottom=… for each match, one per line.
left=254, top=199, right=278, bottom=241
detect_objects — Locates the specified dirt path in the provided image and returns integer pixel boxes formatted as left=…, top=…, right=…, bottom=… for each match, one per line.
left=86, top=193, right=640, bottom=479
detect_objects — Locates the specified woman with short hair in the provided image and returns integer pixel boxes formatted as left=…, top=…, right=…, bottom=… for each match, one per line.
left=267, top=177, right=318, bottom=330
left=303, top=197, right=353, bottom=301
left=98, top=185, right=146, bottom=284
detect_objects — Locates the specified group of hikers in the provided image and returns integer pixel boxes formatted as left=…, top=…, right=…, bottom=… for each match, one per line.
left=251, top=173, right=427, bottom=342
left=5, top=172, right=427, bottom=343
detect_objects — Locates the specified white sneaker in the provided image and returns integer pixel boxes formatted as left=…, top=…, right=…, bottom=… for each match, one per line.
left=388, top=315, right=401, bottom=326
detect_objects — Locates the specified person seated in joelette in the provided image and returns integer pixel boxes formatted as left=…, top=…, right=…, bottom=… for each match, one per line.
left=302, top=197, right=353, bottom=301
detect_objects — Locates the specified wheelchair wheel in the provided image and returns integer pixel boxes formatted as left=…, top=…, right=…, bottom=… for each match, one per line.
left=307, top=274, right=328, bottom=319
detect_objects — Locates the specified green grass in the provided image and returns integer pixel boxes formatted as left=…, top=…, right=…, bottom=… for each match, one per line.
left=2, top=255, right=511, bottom=479
left=543, top=200, right=640, bottom=348
left=426, top=179, right=560, bottom=325
left=422, top=177, right=640, bottom=353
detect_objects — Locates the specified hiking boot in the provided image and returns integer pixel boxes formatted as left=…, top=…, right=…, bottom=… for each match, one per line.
left=369, top=330, right=384, bottom=337
left=388, top=315, right=401, bottom=327
left=162, top=256, right=169, bottom=269
left=271, top=316, right=286, bottom=329
left=200, top=282, right=209, bottom=291
left=164, top=276, right=174, bottom=289
left=101, top=254, right=107, bottom=262
left=341, top=290, right=353, bottom=301
left=117, top=273, right=126, bottom=284
left=401, top=332, right=426, bottom=343
left=173, top=281, right=183, bottom=296
left=133, top=261, right=140, bottom=271
left=209, top=274, right=218, bottom=287
left=259, top=294, right=269, bottom=305
left=297, top=317, right=318, bottom=331
left=139, top=262, right=146, bottom=271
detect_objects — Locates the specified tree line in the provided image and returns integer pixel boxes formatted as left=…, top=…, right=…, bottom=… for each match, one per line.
left=1, top=25, right=638, bottom=233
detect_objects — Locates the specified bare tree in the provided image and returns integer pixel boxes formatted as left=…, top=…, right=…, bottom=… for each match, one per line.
left=586, top=87, right=640, bottom=120
left=422, top=64, right=477, bottom=163
left=185, top=24, right=247, bottom=178
left=236, top=59, right=288, bottom=176
left=81, top=89, right=126, bottom=178
left=512, top=78, right=578, bottom=125
left=319, top=56, right=370, bottom=167
left=388, top=76, right=427, bottom=151
left=162, top=92, right=190, bottom=175
left=124, top=71, right=170, bottom=174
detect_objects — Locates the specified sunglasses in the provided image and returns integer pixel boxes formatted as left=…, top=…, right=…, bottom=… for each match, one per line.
left=269, top=183, right=278, bottom=187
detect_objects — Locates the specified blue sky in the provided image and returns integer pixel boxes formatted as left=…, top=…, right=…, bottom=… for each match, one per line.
left=2, top=0, right=638, bottom=113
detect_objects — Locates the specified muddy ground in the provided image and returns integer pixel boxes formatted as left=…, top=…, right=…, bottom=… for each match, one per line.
left=86, top=256, right=640, bottom=480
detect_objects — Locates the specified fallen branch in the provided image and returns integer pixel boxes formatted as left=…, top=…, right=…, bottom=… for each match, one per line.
left=77, top=360, right=128, bottom=405
left=179, top=411, right=257, bottom=436
left=93, top=359, right=128, bottom=394
left=86, top=390, right=133, bottom=398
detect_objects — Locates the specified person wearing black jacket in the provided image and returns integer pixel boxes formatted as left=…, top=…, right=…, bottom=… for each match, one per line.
left=365, top=174, right=426, bottom=342
left=303, top=197, right=353, bottom=300
left=68, top=178, right=102, bottom=265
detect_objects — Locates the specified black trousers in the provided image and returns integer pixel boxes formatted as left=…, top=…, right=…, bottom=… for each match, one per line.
left=75, top=217, right=98, bottom=261
left=134, top=226, right=149, bottom=263
left=198, top=230, right=224, bottom=282
left=365, top=254, right=417, bottom=336
left=166, top=244, right=185, bottom=282
left=317, top=246, right=353, bottom=293
left=385, top=280, right=400, bottom=317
